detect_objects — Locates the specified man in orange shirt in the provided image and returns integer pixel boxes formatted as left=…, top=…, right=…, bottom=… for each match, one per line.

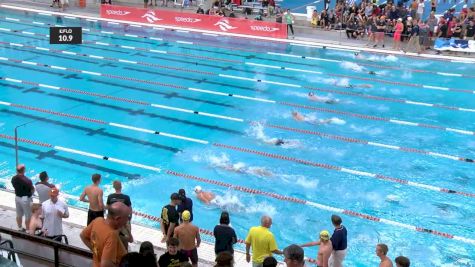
left=80, top=202, right=131, bottom=267
left=173, top=210, right=201, bottom=267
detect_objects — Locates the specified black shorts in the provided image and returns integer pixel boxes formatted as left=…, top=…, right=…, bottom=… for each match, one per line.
left=87, top=209, right=104, bottom=225
left=182, top=248, right=198, bottom=264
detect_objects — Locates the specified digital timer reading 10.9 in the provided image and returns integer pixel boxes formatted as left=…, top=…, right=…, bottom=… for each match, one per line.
left=50, top=27, right=82, bottom=44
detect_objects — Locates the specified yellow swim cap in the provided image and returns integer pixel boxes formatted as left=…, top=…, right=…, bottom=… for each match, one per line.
left=182, top=210, right=191, bottom=221
left=320, top=230, right=330, bottom=241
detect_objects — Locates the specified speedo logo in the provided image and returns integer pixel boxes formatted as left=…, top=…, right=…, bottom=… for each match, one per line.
left=141, top=10, right=161, bottom=23
left=250, top=26, right=279, bottom=32
left=106, top=10, right=131, bottom=16
left=175, top=17, right=201, bottom=23
left=214, top=19, right=237, bottom=32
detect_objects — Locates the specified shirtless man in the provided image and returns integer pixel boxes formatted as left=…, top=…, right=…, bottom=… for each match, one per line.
left=308, top=92, right=336, bottom=104
left=173, top=210, right=201, bottom=267
left=300, top=230, right=333, bottom=267
left=376, top=244, right=393, bottom=267
left=291, top=111, right=305, bottom=121
left=80, top=173, right=104, bottom=225
left=194, top=186, right=215, bottom=205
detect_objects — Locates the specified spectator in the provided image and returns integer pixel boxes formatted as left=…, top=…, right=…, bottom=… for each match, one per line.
left=35, top=171, right=55, bottom=204
left=395, top=256, right=410, bottom=267
left=409, top=0, right=418, bottom=19
left=11, top=164, right=34, bottom=231
left=196, top=6, right=204, bottom=14
left=262, top=256, right=277, bottom=267
left=42, top=187, right=69, bottom=241
left=173, top=210, right=200, bottom=267
left=161, top=193, right=181, bottom=243
left=430, top=0, right=436, bottom=12
left=416, top=0, right=424, bottom=20
left=27, top=203, right=43, bottom=236
left=119, top=252, right=142, bottom=267
left=405, top=18, right=422, bottom=53
left=106, top=180, right=133, bottom=251
left=465, top=20, right=474, bottom=40
left=268, top=0, right=275, bottom=16
left=80, top=202, right=131, bottom=267
left=300, top=230, right=332, bottom=267
left=311, top=10, right=319, bottom=28
left=80, top=173, right=104, bottom=225
left=245, top=215, right=282, bottom=266
left=158, top=237, right=188, bottom=267
left=215, top=251, right=233, bottom=267
left=329, top=215, right=347, bottom=267
left=283, top=9, right=295, bottom=37
left=374, top=15, right=387, bottom=47
left=177, top=189, right=193, bottom=223
left=139, top=241, right=158, bottom=267
left=393, top=18, right=404, bottom=50
left=376, top=244, right=393, bottom=267
left=283, top=244, right=305, bottom=267
left=213, top=211, right=237, bottom=255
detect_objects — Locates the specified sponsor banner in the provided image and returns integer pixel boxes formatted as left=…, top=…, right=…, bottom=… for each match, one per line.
left=100, top=5, right=287, bottom=39
left=434, top=38, right=475, bottom=53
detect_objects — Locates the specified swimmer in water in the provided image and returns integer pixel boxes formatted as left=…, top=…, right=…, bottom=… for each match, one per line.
left=368, top=71, right=376, bottom=75
left=308, top=92, right=337, bottom=104
left=345, top=83, right=373, bottom=89
left=292, top=111, right=332, bottom=125
left=194, top=186, right=215, bottom=205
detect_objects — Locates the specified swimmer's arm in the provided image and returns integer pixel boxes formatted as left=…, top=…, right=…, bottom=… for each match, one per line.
left=300, top=241, right=321, bottom=247
left=79, top=189, right=88, bottom=202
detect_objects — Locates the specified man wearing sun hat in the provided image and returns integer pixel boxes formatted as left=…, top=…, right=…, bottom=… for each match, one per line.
left=173, top=210, right=201, bottom=267
left=41, top=187, right=69, bottom=241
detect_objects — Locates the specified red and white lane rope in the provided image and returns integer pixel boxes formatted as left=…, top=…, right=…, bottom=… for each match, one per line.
left=212, top=143, right=475, bottom=198
left=0, top=134, right=473, bottom=245
left=261, top=123, right=475, bottom=164
left=0, top=56, right=274, bottom=104
left=0, top=100, right=208, bottom=144
left=279, top=102, right=475, bottom=136
left=0, top=77, right=243, bottom=122
left=2, top=76, right=473, bottom=166
left=2, top=15, right=472, bottom=78
left=2, top=56, right=475, bottom=137
left=3, top=30, right=474, bottom=113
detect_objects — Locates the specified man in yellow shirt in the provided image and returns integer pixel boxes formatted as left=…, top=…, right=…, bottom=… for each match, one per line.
left=245, top=216, right=282, bottom=267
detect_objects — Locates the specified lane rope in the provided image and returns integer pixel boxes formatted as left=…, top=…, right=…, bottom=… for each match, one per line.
left=0, top=134, right=473, bottom=245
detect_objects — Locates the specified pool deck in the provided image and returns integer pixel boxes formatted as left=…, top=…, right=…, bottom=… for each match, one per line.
left=1, top=0, right=474, bottom=62
left=0, top=189, right=255, bottom=267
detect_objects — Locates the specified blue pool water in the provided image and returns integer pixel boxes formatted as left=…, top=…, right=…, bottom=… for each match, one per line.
left=1, top=7, right=475, bottom=266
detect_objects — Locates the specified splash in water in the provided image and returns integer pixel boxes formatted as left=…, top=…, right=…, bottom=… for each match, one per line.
left=194, top=152, right=274, bottom=177
left=341, top=61, right=365, bottom=72
left=246, top=123, right=301, bottom=149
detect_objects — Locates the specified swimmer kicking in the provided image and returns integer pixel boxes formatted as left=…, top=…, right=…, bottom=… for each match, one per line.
left=308, top=92, right=337, bottom=104
left=292, top=111, right=332, bottom=125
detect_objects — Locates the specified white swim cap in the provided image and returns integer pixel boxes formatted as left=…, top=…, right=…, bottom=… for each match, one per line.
left=194, top=186, right=202, bottom=193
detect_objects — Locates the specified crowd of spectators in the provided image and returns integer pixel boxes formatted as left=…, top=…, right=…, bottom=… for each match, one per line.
left=9, top=164, right=417, bottom=266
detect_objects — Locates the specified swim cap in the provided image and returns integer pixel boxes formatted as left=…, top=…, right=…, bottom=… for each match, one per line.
left=194, top=186, right=202, bottom=193
left=320, top=230, right=330, bottom=241
left=182, top=210, right=191, bottom=221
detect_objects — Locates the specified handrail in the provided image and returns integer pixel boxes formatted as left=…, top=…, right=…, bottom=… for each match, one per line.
left=0, top=226, right=91, bottom=258
left=0, top=239, right=16, bottom=262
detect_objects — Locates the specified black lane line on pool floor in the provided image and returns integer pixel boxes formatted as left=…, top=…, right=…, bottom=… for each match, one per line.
left=0, top=141, right=142, bottom=179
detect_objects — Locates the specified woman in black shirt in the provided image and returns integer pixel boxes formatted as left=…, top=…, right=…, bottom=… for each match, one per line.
left=213, top=212, right=237, bottom=255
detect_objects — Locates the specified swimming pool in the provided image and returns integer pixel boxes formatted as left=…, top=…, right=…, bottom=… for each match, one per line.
left=1, top=6, right=475, bottom=266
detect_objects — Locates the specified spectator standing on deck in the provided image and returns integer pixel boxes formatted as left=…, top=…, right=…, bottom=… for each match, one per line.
left=106, top=180, right=133, bottom=251
left=173, top=210, right=200, bottom=267
left=245, top=215, right=282, bottom=267
left=405, top=18, right=422, bottom=53
left=376, top=244, right=393, bottom=267
left=213, top=211, right=237, bottom=255
left=12, top=164, right=34, bottom=232
left=329, top=215, right=347, bottom=267
left=177, top=189, right=193, bottom=223
left=284, top=9, right=295, bottom=38
left=161, top=193, right=181, bottom=243
left=35, top=171, right=55, bottom=204
left=80, top=173, right=105, bottom=225
left=42, top=188, right=69, bottom=241
left=80, top=202, right=130, bottom=267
